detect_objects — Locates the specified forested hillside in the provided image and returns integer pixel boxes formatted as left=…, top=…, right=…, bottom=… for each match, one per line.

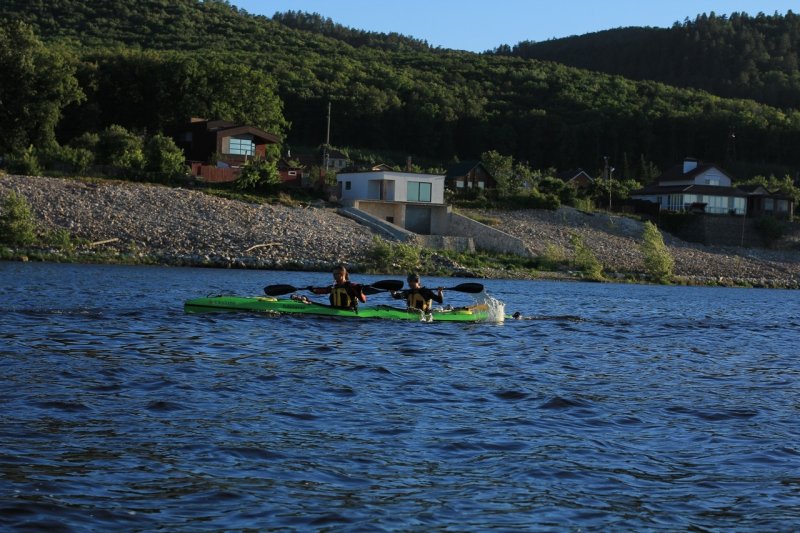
left=2, top=0, right=800, bottom=181
left=500, top=11, right=800, bottom=112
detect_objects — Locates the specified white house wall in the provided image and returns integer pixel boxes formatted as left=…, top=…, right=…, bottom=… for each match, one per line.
left=694, top=169, right=731, bottom=186
left=338, top=172, right=445, bottom=204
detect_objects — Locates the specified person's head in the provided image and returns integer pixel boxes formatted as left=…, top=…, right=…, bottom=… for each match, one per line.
left=333, top=264, right=349, bottom=282
left=407, top=273, right=421, bottom=287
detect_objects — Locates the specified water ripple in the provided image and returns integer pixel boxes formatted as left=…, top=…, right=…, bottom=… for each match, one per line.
left=3, top=263, right=799, bottom=530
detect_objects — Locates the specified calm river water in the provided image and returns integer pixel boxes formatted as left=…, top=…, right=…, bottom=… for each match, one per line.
left=1, top=262, right=799, bottom=531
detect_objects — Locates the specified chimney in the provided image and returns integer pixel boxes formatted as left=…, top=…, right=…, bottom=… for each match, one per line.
left=683, top=158, right=698, bottom=173
left=406, top=156, right=412, bottom=171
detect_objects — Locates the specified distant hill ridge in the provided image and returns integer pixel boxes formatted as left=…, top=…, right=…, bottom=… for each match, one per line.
left=494, top=11, right=800, bottom=111
left=2, top=0, right=800, bottom=178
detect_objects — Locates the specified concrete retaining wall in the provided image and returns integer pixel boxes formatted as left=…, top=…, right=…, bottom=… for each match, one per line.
left=339, top=204, right=529, bottom=255
left=445, top=212, right=530, bottom=256
left=676, top=215, right=764, bottom=247
left=337, top=206, right=415, bottom=242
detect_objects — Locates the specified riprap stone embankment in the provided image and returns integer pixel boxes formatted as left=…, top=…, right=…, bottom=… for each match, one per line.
left=472, top=207, right=800, bottom=287
left=2, top=174, right=799, bottom=287
left=1, top=175, right=374, bottom=270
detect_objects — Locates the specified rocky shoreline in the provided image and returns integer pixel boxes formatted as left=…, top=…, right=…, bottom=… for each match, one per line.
left=2, top=174, right=799, bottom=288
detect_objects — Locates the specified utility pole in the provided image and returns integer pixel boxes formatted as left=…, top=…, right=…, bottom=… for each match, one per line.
left=609, top=166, right=615, bottom=212
left=324, top=101, right=331, bottom=172
left=603, top=156, right=611, bottom=211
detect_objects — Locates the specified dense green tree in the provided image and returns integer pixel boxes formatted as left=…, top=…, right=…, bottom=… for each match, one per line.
left=505, top=11, right=800, bottom=111
left=0, top=21, right=83, bottom=156
left=2, top=0, right=800, bottom=182
left=96, top=124, right=144, bottom=174
left=144, top=133, right=187, bottom=182
left=481, top=150, right=515, bottom=196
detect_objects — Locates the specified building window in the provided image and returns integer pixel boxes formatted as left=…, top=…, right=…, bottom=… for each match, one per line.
left=228, top=137, right=255, bottom=156
left=345, top=181, right=352, bottom=190
left=408, top=181, right=432, bottom=202
left=668, top=194, right=683, bottom=211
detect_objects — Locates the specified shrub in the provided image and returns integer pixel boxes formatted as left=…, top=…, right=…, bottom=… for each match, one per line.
left=144, top=133, right=187, bottom=183
left=0, top=190, right=37, bottom=245
left=569, top=232, right=603, bottom=280
left=540, top=242, right=568, bottom=270
left=5, top=145, right=41, bottom=175
left=503, top=191, right=561, bottom=210
left=367, top=235, right=421, bottom=273
left=45, top=228, right=75, bottom=253
left=572, top=196, right=595, bottom=212
left=96, top=125, right=144, bottom=176
left=70, top=132, right=100, bottom=152
left=42, top=144, right=94, bottom=174
left=640, top=221, right=674, bottom=283
left=236, top=158, right=281, bottom=191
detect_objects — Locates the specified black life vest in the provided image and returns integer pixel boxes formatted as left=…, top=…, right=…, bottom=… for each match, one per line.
left=406, top=289, right=433, bottom=312
left=330, top=282, right=358, bottom=308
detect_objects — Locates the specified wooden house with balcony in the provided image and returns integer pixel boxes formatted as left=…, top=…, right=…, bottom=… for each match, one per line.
left=171, top=118, right=281, bottom=183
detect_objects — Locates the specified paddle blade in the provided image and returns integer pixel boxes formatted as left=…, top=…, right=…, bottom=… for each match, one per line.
left=263, top=284, right=301, bottom=296
left=446, top=282, right=484, bottom=293
left=361, top=285, right=384, bottom=295
left=369, top=279, right=404, bottom=292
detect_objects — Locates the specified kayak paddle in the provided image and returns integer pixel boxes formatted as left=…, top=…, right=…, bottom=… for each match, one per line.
left=263, top=279, right=404, bottom=297
left=382, top=282, right=485, bottom=295
left=439, top=282, right=484, bottom=293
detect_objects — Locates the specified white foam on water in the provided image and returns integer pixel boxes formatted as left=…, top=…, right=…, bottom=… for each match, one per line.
left=479, top=293, right=506, bottom=323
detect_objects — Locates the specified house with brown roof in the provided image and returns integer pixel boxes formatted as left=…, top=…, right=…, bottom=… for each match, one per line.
left=276, top=157, right=304, bottom=186
left=737, top=184, right=794, bottom=219
left=171, top=118, right=281, bottom=183
left=631, top=158, right=747, bottom=215
left=444, top=161, right=495, bottom=191
left=556, top=168, right=593, bottom=190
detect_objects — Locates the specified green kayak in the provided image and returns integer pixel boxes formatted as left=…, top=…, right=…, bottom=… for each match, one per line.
left=183, top=295, right=502, bottom=322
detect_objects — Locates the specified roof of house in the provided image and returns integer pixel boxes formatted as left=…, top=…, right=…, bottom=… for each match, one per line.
left=212, top=125, right=281, bottom=144
left=735, top=184, right=793, bottom=199
left=445, top=160, right=487, bottom=178
left=340, top=162, right=394, bottom=173
left=657, top=161, right=735, bottom=183
left=737, top=184, right=768, bottom=194
left=189, top=118, right=281, bottom=144
left=326, top=148, right=349, bottom=160
left=277, top=157, right=303, bottom=170
left=556, top=168, right=592, bottom=182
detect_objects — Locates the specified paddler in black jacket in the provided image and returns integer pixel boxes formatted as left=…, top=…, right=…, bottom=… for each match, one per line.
left=310, top=264, right=367, bottom=309
left=391, top=273, right=443, bottom=313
